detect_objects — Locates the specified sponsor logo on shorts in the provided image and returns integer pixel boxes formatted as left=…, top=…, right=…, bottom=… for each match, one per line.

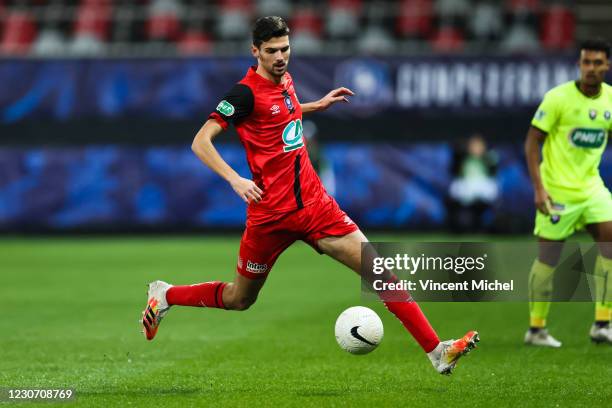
left=246, top=260, right=268, bottom=274
left=568, top=128, right=607, bottom=148
left=216, top=100, right=235, bottom=117
left=550, top=214, right=561, bottom=224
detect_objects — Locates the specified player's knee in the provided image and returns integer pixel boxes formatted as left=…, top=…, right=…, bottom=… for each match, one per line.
left=317, top=240, right=344, bottom=259
left=229, top=295, right=257, bottom=311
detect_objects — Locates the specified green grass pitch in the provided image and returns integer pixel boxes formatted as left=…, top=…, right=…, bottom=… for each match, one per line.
left=1, top=236, right=611, bottom=407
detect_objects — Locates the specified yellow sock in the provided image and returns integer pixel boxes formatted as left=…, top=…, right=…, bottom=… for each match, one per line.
left=594, top=256, right=612, bottom=322
left=529, top=259, right=555, bottom=328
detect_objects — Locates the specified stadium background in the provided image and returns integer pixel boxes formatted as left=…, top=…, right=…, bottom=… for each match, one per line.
left=2, top=0, right=611, bottom=233
left=2, top=1, right=612, bottom=407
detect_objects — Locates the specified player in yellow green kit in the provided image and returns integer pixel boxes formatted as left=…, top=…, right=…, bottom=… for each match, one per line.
left=524, top=39, right=612, bottom=347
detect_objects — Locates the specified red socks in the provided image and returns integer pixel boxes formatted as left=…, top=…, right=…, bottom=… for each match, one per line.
left=384, top=300, right=440, bottom=353
left=377, top=275, right=440, bottom=353
left=166, top=282, right=227, bottom=309
left=165, top=279, right=439, bottom=353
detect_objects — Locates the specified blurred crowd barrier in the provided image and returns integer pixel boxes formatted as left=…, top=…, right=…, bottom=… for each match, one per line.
left=2, top=143, right=612, bottom=232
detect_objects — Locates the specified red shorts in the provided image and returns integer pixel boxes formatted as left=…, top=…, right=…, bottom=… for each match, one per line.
left=237, top=194, right=359, bottom=279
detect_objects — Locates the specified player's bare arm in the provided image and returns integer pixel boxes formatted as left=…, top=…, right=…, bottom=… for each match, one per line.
left=300, top=87, right=355, bottom=114
left=524, top=126, right=551, bottom=215
left=192, top=119, right=263, bottom=203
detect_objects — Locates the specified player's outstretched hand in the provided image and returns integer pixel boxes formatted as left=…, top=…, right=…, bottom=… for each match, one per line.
left=230, top=176, right=263, bottom=204
left=535, top=187, right=552, bottom=215
left=318, top=87, right=354, bottom=110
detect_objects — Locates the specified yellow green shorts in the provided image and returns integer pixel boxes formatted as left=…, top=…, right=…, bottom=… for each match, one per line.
left=534, top=187, right=612, bottom=240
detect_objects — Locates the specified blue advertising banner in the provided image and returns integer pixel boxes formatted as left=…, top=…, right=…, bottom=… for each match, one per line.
left=2, top=143, right=612, bottom=231
left=0, top=56, right=583, bottom=124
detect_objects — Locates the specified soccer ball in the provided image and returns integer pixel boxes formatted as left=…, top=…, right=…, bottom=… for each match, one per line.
left=335, top=306, right=384, bottom=355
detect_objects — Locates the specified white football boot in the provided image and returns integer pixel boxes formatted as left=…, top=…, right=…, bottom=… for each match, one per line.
left=428, top=330, right=480, bottom=375
left=589, top=324, right=612, bottom=344
left=141, top=280, right=172, bottom=341
left=524, top=328, right=562, bottom=348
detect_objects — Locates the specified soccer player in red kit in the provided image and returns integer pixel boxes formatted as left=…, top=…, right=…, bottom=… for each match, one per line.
left=141, top=16, right=478, bottom=375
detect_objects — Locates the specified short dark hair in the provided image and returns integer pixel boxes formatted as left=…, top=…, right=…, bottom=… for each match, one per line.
left=579, top=38, right=611, bottom=59
left=252, top=16, right=290, bottom=48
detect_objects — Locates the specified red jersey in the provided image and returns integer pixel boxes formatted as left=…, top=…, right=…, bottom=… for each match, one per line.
left=209, top=66, right=326, bottom=225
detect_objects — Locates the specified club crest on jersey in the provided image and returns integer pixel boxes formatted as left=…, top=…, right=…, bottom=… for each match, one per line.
left=605, top=111, right=611, bottom=120
left=283, top=92, right=295, bottom=113
left=535, top=110, right=546, bottom=121
left=216, top=100, right=235, bottom=117
left=589, top=109, right=597, bottom=120
left=282, top=119, right=304, bottom=152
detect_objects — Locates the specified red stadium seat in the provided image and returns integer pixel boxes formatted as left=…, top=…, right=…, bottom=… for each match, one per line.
left=146, top=13, right=181, bottom=41
left=506, top=0, right=540, bottom=14
left=74, top=0, right=112, bottom=40
left=329, top=0, right=363, bottom=11
left=219, top=0, right=254, bottom=11
left=145, top=0, right=185, bottom=42
left=540, top=4, right=575, bottom=50
left=291, top=6, right=322, bottom=37
left=178, top=30, right=212, bottom=55
left=0, top=10, right=37, bottom=54
left=396, top=0, right=433, bottom=39
left=430, top=25, right=465, bottom=52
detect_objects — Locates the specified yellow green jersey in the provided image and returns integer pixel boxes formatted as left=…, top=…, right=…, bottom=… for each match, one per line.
left=531, top=81, right=612, bottom=202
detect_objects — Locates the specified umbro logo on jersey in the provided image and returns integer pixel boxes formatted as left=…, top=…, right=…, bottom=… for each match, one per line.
left=270, top=105, right=280, bottom=115
left=589, top=109, right=597, bottom=120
